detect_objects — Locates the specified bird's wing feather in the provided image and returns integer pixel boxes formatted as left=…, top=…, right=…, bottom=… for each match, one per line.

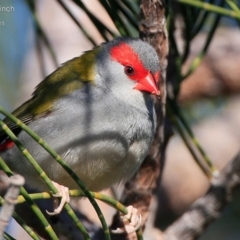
left=0, top=48, right=99, bottom=145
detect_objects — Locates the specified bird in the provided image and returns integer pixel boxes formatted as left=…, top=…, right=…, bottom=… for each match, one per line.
left=0, top=37, right=160, bottom=233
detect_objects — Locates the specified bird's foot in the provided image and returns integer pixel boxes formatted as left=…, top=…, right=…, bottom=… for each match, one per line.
left=112, top=205, right=142, bottom=234
left=46, top=181, right=70, bottom=216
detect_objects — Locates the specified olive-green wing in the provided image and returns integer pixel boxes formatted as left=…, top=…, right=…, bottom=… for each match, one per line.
left=0, top=48, right=99, bottom=144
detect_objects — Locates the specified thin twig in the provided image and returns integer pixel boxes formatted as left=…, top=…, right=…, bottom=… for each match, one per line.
left=163, top=151, right=240, bottom=240
left=0, top=175, right=25, bottom=239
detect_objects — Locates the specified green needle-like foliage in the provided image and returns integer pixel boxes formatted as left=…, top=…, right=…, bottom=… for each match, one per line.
left=0, top=156, right=58, bottom=240
left=0, top=107, right=105, bottom=240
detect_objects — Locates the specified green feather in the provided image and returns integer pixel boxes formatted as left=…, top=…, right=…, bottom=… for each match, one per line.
left=0, top=47, right=100, bottom=140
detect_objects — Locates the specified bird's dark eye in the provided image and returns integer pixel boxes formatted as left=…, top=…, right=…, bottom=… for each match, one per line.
left=124, top=66, right=134, bottom=76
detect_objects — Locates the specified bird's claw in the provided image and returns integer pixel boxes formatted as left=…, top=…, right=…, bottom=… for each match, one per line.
left=111, top=205, right=142, bottom=234
left=46, top=182, right=70, bottom=216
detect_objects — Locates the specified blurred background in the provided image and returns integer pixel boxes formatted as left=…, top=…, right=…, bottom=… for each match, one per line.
left=0, top=0, right=240, bottom=239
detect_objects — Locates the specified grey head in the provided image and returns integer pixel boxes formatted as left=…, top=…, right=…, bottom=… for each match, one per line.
left=100, top=37, right=160, bottom=74
left=95, top=37, right=160, bottom=101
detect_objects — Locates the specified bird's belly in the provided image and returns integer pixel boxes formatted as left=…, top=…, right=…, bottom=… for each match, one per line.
left=1, top=90, right=156, bottom=192
left=46, top=138, right=149, bottom=192
left=1, top=132, right=150, bottom=192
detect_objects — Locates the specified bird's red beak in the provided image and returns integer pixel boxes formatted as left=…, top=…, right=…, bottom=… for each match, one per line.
left=134, top=71, right=160, bottom=97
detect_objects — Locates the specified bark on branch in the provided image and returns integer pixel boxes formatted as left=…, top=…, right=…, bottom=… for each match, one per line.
left=110, top=1, right=169, bottom=239
left=163, top=152, right=240, bottom=240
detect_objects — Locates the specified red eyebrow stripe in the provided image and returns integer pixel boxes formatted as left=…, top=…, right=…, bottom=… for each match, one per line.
left=110, top=43, right=142, bottom=66
left=110, top=42, right=148, bottom=82
left=0, top=139, right=14, bottom=152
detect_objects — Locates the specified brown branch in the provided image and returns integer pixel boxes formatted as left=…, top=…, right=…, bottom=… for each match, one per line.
left=163, top=152, right=240, bottom=240
left=0, top=175, right=25, bottom=238
left=110, top=1, right=170, bottom=239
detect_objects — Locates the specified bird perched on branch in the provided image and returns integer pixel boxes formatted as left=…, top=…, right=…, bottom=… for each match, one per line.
left=0, top=37, right=160, bottom=233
